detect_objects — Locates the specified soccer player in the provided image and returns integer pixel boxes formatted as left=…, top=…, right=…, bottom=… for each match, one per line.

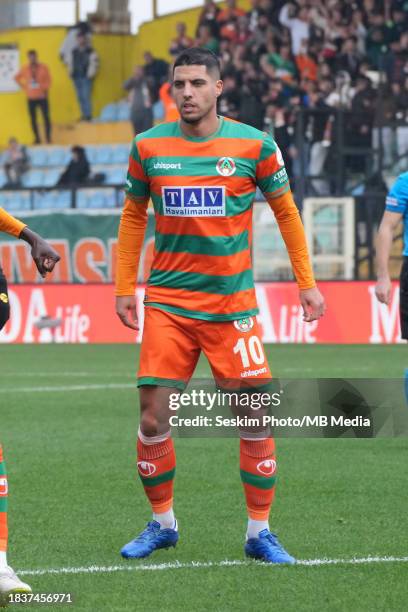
left=375, top=172, right=408, bottom=324
left=0, top=207, right=60, bottom=603
left=115, top=48, right=325, bottom=564
left=375, top=172, right=408, bottom=394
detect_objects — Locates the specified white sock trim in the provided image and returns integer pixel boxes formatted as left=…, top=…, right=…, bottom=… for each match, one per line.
left=138, top=427, right=171, bottom=445
left=152, top=508, right=176, bottom=530
left=239, top=430, right=270, bottom=441
left=246, top=518, right=270, bottom=540
left=0, top=551, right=7, bottom=568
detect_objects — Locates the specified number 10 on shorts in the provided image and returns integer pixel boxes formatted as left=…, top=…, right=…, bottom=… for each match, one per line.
left=233, top=335, right=265, bottom=368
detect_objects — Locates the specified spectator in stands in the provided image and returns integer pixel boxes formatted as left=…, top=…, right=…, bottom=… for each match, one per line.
left=348, top=75, right=377, bottom=171
left=60, top=21, right=92, bottom=66
left=143, top=52, right=169, bottom=102
left=246, top=0, right=266, bottom=33
left=279, top=2, right=310, bottom=56
left=263, top=103, right=294, bottom=176
left=217, top=0, right=246, bottom=26
left=394, top=77, right=408, bottom=167
left=67, top=32, right=99, bottom=121
left=169, top=22, right=193, bottom=57
left=335, top=36, right=362, bottom=80
left=239, top=62, right=266, bottom=129
left=159, top=75, right=179, bottom=123
left=57, top=146, right=90, bottom=186
left=14, top=50, right=52, bottom=145
left=260, top=42, right=297, bottom=84
left=3, top=138, right=29, bottom=188
left=195, top=24, right=220, bottom=54
left=305, top=90, right=333, bottom=195
left=295, top=42, right=318, bottom=81
left=197, top=0, right=221, bottom=37
left=123, top=66, right=153, bottom=135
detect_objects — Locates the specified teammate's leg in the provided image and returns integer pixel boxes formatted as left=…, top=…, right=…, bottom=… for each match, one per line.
left=121, top=308, right=200, bottom=559
left=0, top=445, right=32, bottom=604
left=199, top=316, right=295, bottom=563
left=399, top=257, right=408, bottom=403
left=0, top=446, right=8, bottom=564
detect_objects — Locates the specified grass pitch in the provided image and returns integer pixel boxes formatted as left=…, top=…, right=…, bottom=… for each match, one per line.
left=1, top=344, right=407, bottom=611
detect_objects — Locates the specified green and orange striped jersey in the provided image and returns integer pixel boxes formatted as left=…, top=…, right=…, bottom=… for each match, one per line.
left=125, top=116, right=290, bottom=321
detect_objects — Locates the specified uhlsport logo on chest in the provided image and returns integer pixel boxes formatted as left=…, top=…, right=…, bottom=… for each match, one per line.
left=162, top=186, right=226, bottom=217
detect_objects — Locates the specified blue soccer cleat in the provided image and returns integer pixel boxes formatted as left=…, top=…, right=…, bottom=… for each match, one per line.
left=245, top=529, right=296, bottom=564
left=121, top=520, right=179, bottom=559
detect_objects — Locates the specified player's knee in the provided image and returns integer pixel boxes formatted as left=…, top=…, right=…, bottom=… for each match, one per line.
left=140, top=410, right=161, bottom=437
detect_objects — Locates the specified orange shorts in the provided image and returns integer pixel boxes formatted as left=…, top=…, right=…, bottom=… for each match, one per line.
left=138, top=307, right=272, bottom=390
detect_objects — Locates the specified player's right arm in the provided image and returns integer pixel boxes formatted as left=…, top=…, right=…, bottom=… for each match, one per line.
left=375, top=176, right=407, bottom=304
left=115, top=139, right=150, bottom=330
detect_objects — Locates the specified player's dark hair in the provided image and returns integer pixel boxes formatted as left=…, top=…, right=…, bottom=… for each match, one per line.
left=173, top=47, right=221, bottom=78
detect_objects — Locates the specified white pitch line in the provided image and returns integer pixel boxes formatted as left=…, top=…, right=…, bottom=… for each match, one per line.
left=0, top=372, right=135, bottom=378
left=0, top=383, right=136, bottom=393
left=18, top=556, right=408, bottom=577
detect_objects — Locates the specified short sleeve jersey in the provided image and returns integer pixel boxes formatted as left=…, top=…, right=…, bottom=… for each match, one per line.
left=125, top=116, right=290, bottom=321
left=385, top=172, right=408, bottom=256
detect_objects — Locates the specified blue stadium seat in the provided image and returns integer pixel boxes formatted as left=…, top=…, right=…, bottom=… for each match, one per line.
left=86, top=146, right=99, bottom=164
left=94, top=146, right=114, bottom=164
left=22, top=170, right=44, bottom=188
left=99, top=103, right=118, bottom=121
left=27, top=147, right=48, bottom=167
left=76, top=188, right=116, bottom=209
left=153, top=101, right=164, bottom=121
left=104, top=166, right=125, bottom=185
left=112, top=145, right=130, bottom=164
left=0, top=170, right=6, bottom=188
left=33, top=189, right=71, bottom=210
left=48, top=147, right=70, bottom=166
left=2, top=190, right=31, bottom=212
left=42, top=168, right=62, bottom=187
left=117, top=102, right=130, bottom=121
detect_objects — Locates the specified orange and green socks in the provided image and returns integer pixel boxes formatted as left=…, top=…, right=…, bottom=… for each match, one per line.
left=0, top=446, right=8, bottom=567
left=137, top=430, right=176, bottom=530
left=239, top=437, right=277, bottom=539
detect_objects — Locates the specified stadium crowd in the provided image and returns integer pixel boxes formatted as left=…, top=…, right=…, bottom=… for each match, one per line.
left=134, top=0, right=407, bottom=192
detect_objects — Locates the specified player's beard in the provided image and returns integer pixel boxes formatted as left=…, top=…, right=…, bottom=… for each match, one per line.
left=180, top=104, right=213, bottom=125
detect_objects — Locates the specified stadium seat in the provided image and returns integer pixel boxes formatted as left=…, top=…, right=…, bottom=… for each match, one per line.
left=99, top=103, right=118, bottom=122
left=94, top=146, right=114, bottom=164
left=27, top=147, right=48, bottom=167
left=42, top=168, right=62, bottom=187
left=76, top=188, right=116, bottom=209
left=112, top=145, right=129, bottom=164
left=22, top=170, right=44, bottom=188
left=0, top=170, right=6, bottom=188
left=33, top=189, right=71, bottom=210
left=2, top=190, right=31, bottom=212
left=153, top=101, right=164, bottom=121
left=117, top=102, right=130, bottom=121
left=104, top=166, right=125, bottom=185
left=47, top=147, right=70, bottom=166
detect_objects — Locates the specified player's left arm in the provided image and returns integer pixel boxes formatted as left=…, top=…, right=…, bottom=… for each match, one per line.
left=256, top=135, right=325, bottom=322
left=0, top=207, right=60, bottom=277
